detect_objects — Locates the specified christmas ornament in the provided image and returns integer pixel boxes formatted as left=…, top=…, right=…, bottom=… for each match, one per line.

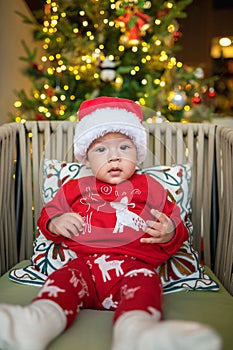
left=194, top=67, right=204, bottom=79
left=173, top=31, right=182, bottom=42
left=192, top=93, right=202, bottom=104
left=208, top=87, right=216, bottom=98
left=167, top=90, right=187, bottom=110
left=99, top=58, right=116, bottom=82
left=115, top=4, right=151, bottom=45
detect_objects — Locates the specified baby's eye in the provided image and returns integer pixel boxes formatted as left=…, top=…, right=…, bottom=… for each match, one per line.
left=120, top=144, right=130, bottom=150
left=95, top=146, right=106, bottom=153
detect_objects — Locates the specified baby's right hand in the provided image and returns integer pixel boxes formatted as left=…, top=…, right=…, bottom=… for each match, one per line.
left=48, top=213, right=85, bottom=238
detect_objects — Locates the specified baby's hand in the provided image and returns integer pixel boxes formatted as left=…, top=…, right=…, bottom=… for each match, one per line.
left=48, top=213, right=85, bottom=238
left=141, top=209, right=175, bottom=244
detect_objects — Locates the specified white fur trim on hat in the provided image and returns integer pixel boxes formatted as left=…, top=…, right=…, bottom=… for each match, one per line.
left=74, top=107, right=147, bottom=163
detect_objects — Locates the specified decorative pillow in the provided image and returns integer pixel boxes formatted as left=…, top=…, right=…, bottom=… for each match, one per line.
left=140, top=164, right=192, bottom=221
left=9, top=159, right=219, bottom=293
left=42, top=161, right=92, bottom=204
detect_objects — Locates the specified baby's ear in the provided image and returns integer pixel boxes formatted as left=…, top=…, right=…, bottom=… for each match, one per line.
left=84, top=158, right=90, bottom=168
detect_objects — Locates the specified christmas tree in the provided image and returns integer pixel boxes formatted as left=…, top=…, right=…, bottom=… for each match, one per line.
left=12, top=0, right=217, bottom=123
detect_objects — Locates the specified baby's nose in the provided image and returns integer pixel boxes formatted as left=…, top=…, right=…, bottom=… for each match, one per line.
left=108, top=149, right=120, bottom=162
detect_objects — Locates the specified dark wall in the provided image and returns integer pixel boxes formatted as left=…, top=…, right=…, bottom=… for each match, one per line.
left=177, top=0, right=233, bottom=76
left=213, top=0, right=233, bottom=9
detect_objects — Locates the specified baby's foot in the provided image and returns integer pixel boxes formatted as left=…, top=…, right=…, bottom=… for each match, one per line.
left=138, top=319, right=222, bottom=350
left=0, top=301, right=66, bottom=350
left=112, top=311, right=221, bottom=350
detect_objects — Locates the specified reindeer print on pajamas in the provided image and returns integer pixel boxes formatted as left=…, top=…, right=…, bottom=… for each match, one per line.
left=110, top=196, right=146, bottom=233
left=94, top=254, right=124, bottom=282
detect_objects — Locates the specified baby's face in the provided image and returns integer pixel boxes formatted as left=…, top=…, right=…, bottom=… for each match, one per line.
left=85, top=132, right=137, bottom=185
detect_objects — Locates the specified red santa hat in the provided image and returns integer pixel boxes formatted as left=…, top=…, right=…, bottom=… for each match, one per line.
left=74, top=96, right=147, bottom=163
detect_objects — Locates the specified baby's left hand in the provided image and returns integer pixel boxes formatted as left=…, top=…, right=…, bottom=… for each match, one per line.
left=141, top=209, right=175, bottom=244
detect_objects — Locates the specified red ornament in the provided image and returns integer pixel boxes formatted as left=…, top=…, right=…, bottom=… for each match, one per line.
left=208, top=88, right=216, bottom=98
left=135, top=10, right=151, bottom=31
left=173, top=31, right=182, bottom=42
left=192, top=94, right=202, bottom=104
left=115, top=6, right=151, bottom=44
left=128, top=26, right=141, bottom=45
left=115, top=10, right=132, bottom=28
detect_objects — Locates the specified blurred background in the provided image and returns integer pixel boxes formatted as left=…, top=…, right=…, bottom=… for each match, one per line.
left=0, top=0, right=233, bottom=125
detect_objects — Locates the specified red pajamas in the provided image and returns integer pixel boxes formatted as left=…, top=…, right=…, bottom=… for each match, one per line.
left=37, top=174, right=188, bottom=329
left=34, top=254, right=163, bottom=328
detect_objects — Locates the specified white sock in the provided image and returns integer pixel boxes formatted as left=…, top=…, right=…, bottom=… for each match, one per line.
left=0, top=300, right=66, bottom=350
left=138, top=319, right=222, bottom=350
left=112, top=310, right=161, bottom=350
left=112, top=310, right=222, bottom=350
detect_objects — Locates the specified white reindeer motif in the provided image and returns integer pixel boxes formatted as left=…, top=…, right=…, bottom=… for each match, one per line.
left=94, top=254, right=124, bottom=282
left=102, top=294, right=118, bottom=309
left=37, top=279, right=65, bottom=298
left=69, top=268, right=90, bottom=298
left=110, top=196, right=146, bottom=233
left=125, top=268, right=155, bottom=278
left=121, top=284, right=141, bottom=300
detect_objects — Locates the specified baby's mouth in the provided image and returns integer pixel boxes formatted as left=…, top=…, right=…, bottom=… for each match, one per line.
left=108, top=167, right=122, bottom=175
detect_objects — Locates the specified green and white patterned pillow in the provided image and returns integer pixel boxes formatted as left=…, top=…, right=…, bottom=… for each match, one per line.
left=9, top=159, right=219, bottom=293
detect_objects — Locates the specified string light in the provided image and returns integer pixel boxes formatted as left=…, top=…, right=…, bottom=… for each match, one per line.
left=40, top=94, right=46, bottom=100
left=118, top=45, right=125, bottom=52
left=139, top=98, right=146, bottom=105
left=47, top=67, right=54, bottom=75
left=154, top=79, right=160, bottom=85
left=159, top=51, right=168, bottom=62
left=14, top=101, right=22, bottom=108
left=168, top=24, right=175, bottom=33
left=166, top=2, right=173, bottom=9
